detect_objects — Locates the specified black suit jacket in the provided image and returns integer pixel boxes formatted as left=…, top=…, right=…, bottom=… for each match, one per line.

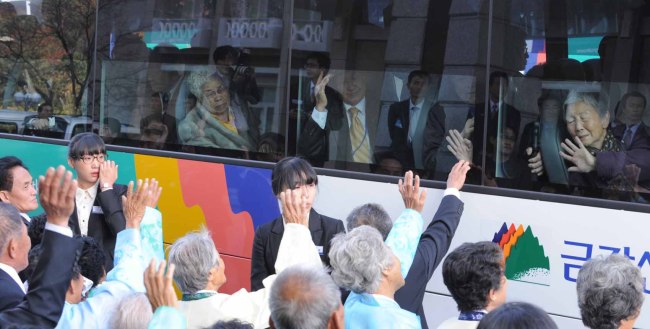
left=0, top=230, right=82, bottom=328
left=394, top=194, right=464, bottom=329
left=388, top=100, right=414, bottom=168
left=299, top=98, right=379, bottom=168
left=296, top=85, right=345, bottom=167
left=68, top=184, right=127, bottom=271
left=250, top=209, right=345, bottom=291
left=0, top=269, right=25, bottom=312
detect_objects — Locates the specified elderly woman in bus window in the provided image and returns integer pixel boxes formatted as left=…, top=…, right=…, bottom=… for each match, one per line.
left=576, top=254, right=644, bottom=329
left=178, top=70, right=253, bottom=150
left=559, top=90, right=650, bottom=200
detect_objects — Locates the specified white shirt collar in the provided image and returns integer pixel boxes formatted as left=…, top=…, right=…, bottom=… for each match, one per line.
left=19, top=213, right=30, bottom=224
left=76, top=182, right=99, bottom=200
left=409, top=98, right=424, bottom=110
left=344, top=98, right=367, bottom=114
left=0, top=262, right=26, bottom=293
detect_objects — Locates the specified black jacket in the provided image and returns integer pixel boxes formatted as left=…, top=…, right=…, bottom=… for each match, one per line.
left=0, top=230, right=82, bottom=328
left=394, top=194, right=464, bottom=329
left=68, top=184, right=128, bottom=271
left=250, top=209, right=345, bottom=291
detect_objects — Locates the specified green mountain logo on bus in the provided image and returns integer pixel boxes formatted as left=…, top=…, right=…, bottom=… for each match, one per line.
left=492, top=223, right=550, bottom=286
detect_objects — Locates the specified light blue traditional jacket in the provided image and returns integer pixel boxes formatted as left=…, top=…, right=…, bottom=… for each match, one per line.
left=56, top=207, right=164, bottom=329
left=344, top=208, right=424, bottom=329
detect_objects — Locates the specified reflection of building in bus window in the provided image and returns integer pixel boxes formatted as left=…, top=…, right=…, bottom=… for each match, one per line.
left=388, top=70, right=432, bottom=171
left=179, top=71, right=254, bottom=151
left=560, top=91, right=650, bottom=201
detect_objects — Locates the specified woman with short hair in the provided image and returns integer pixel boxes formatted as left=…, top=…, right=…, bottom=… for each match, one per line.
left=576, top=254, right=644, bottom=329
left=329, top=225, right=420, bottom=328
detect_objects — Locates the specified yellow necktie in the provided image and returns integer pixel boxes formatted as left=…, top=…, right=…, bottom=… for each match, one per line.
left=348, top=107, right=371, bottom=163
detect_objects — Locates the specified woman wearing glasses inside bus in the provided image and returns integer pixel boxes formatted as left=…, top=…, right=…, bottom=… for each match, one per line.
left=559, top=90, right=649, bottom=201
left=250, top=157, right=345, bottom=291
left=67, top=132, right=127, bottom=272
left=178, top=70, right=254, bottom=151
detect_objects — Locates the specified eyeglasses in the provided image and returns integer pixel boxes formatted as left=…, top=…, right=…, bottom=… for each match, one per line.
left=203, top=86, right=227, bottom=98
left=76, top=154, right=107, bottom=164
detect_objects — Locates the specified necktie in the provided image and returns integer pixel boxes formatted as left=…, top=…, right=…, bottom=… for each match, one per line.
left=348, top=107, right=371, bottom=163
left=623, top=126, right=634, bottom=149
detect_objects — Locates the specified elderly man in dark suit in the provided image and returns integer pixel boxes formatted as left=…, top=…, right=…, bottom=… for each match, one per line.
left=0, top=166, right=82, bottom=327
left=388, top=70, right=432, bottom=171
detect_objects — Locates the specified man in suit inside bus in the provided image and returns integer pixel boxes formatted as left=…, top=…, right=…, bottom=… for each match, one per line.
left=294, top=52, right=344, bottom=166
left=299, top=70, right=379, bottom=169
left=612, top=91, right=650, bottom=150
left=388, top=70, right=432, bottom=171
left=467, top=71, right=521, bottom=172
left=67, top=133, right=128, bottom=272
left=0, top=166, right=82, bottom=327
left=0, top=156, right=38, bottom=226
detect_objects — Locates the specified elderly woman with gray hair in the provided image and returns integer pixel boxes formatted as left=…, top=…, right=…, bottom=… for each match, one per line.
left=178, top=71, right=254, bottom=150
left=559, top=90, right=650, bottom=200
left=169, top=188, right=322, bottom=329
left=576, top=254, right=644, bottom=329
left=330, top=225, right=420, bottom=328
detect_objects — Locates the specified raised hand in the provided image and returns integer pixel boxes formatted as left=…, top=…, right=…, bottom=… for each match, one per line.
left=144, top=260, right=178, bottom=310
left=38, top=166, right=77, bottom=227
left=447, top=160, right=471, bottom=190
left=314, top=72, right=331, bottom=112
left=121, top=179, right=156, bottom=229
left=146, top=179, right=163, bottom=208
left=446, top=129, right=473, bottom=163
left=279, top=188, right=309, bottom=226
left=99, top=159, right=118, bottom=189
left=461, top=118, right=475, bottom=139
left=526, top=147, right=544, bottom=176
left=398, top=170, right=427, bottom=213
left=560, top=137, right=596, bottom=173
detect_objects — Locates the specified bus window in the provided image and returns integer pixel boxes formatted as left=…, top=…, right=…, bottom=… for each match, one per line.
left=0, top=122, right=18, bottom=134
left=290, top=0, right=484, bottom=179
left=95, top=0, right=288, bottom=160
left=487, top=0, right=650, bottom=203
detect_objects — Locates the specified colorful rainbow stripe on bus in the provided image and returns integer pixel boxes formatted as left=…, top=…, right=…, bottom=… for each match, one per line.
left=1, top=138, right=279, bottom=293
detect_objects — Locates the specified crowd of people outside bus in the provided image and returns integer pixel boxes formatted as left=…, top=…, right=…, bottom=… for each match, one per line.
left=0, top=131, right=645, bottom=329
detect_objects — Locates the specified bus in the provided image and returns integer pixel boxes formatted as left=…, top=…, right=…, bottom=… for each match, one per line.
left=1, top=0, right=649, bottom=327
